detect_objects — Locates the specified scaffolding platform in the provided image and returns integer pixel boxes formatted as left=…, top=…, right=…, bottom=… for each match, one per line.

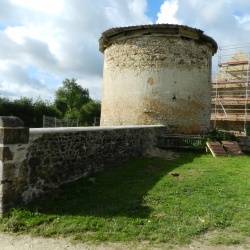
left=211, top=44, right=250, bottom=134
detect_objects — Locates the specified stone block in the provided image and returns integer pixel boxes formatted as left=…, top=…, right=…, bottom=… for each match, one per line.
left=0, top=184, right=2, bottom=216
left=0, top=116, right=24, bottom=127
left=0, top=127, right=29, bottom=144
left=0, top=161, right=2, bottom=181
left=2, top=162, right=16, bottom=180
left=0, top=147, right=13, bottom=161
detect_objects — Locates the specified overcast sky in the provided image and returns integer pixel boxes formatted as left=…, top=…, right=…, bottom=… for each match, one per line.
left=0, top=0, right=250, bottom=102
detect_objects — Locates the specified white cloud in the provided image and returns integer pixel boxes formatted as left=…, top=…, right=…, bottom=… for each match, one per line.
left=0, top=0, right=250, bottom=103
left=0, top=0, right=151, bottom=101
left=156, top=0, right=180, bottom=24
left=235, top=15, right=250, bottom=24
left=156, top=0, right=250, bottom=47
left=129, top=0, right=151, bottom=23
left=235, top=14, right=250, bottom=30
left=0, top=62, right=54, bottom=100
left=5, top=26, right=25, bottom=44
left=9, top=0, right=63, bottom=15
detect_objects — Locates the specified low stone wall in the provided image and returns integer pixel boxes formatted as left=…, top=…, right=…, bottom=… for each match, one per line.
left=0, top=117, right=167, bottom=215
left=237, top=136, right=250, bottom=152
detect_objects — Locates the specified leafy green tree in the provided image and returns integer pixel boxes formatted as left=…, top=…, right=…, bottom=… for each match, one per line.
left=13, top=98, right=35, bottom=126
left=0, top=97, right=12, bottom=115
left=55, top=78, right=90, bottom=117
left=33, top=99, right=62, bottom=127
left=80, top=100, right=101, bottom=126
left=0, top=77, right=101, bottom=127
left=0, top=96, right=61, bottom=128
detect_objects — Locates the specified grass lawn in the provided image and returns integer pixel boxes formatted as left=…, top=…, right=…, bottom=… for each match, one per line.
left=0, top=151, right=250, bottom=246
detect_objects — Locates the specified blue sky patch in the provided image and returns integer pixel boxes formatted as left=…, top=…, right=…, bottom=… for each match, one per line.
left=147, top=0, right=165, bottom=22
left=234, top=10, right=243, bottom=17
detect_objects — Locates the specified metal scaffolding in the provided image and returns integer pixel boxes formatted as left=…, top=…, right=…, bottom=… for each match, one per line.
left=211, top=43, right=250, bottom=134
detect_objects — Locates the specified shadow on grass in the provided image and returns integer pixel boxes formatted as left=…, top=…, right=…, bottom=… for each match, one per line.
left=29, top=151, right=200, bottom=219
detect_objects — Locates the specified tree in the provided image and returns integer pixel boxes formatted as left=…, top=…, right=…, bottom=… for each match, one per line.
left=0, top=96, right=61, bottom=127
left=80, top=100, right=101, bottom=126
left=0, top=96, right=12, bottom=115
left=12, top=97, right=34, bottom=126
left=33, top=99, right=62, bottom=127
left=0, top=77, right=101, bottom=127
left=55, top=78, right=90, bottom=117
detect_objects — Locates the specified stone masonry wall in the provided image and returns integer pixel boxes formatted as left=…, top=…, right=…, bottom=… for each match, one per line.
left=0, top=117, right=167, bottom=215
left=101, top=35, right=213, bottom=134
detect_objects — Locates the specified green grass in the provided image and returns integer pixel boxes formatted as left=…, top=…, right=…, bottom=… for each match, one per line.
left=0, top=152, right=250, bottom=246
left=211, top=233, right=245, bottom=245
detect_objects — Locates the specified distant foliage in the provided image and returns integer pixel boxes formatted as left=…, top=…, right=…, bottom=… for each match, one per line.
left=80, top=100, right=101, bottom=126
left=0, top=78, right=101, bottom=127
left=55, top=78, right=90, bottom=116
left=55, top=78, right=101, bottom=126
left=0, top=97, right=61, bottom=128
left=209, top=128, right=236, bottom=141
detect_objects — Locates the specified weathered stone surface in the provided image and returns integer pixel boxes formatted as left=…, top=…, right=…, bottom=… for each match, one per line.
left=0, top=116, right=24, bottom=127
left=100, top=24, right=217, bottom=134
left=0, top=125, right=168, bottom=215
left=2, top=162, right=16, bottom=180
left=0, top=128, right=29, bottom=144
left=0, top=147, right=13, bottom=161
left=2, top=182, right=22, bottom=206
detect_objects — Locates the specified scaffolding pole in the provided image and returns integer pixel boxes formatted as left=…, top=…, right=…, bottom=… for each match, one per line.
left=244, top=52, right=250, bottom=134
left=211, top=43, right=250, bottom=134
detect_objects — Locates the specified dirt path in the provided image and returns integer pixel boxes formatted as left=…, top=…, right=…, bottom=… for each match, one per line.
left=0, top=233, right=249, bottom=250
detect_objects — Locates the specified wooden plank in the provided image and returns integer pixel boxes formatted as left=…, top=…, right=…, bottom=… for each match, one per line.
left=221, top=141, right=244, bottom=156
left=206, top=142, right=228, bottom=157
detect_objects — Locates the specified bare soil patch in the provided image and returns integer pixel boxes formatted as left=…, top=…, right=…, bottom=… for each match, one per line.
left=143, top=148, right=179, bottom=160
left=0, top=232, right=249, bottom=250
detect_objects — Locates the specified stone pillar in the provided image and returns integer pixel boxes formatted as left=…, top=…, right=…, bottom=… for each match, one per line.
left=0, top=116, right=29, bottom=215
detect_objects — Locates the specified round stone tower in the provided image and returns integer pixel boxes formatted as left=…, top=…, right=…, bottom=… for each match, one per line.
left=99, top=24, right=217, bottom=134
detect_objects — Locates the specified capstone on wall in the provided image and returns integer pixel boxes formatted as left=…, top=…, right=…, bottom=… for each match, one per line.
left=99, top=24, right=218, bottom=134
left=0, top=117, right=167, bottom=215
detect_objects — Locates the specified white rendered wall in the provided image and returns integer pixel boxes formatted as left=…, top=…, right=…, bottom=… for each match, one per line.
left=101, top=35, right=213, bottom=134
